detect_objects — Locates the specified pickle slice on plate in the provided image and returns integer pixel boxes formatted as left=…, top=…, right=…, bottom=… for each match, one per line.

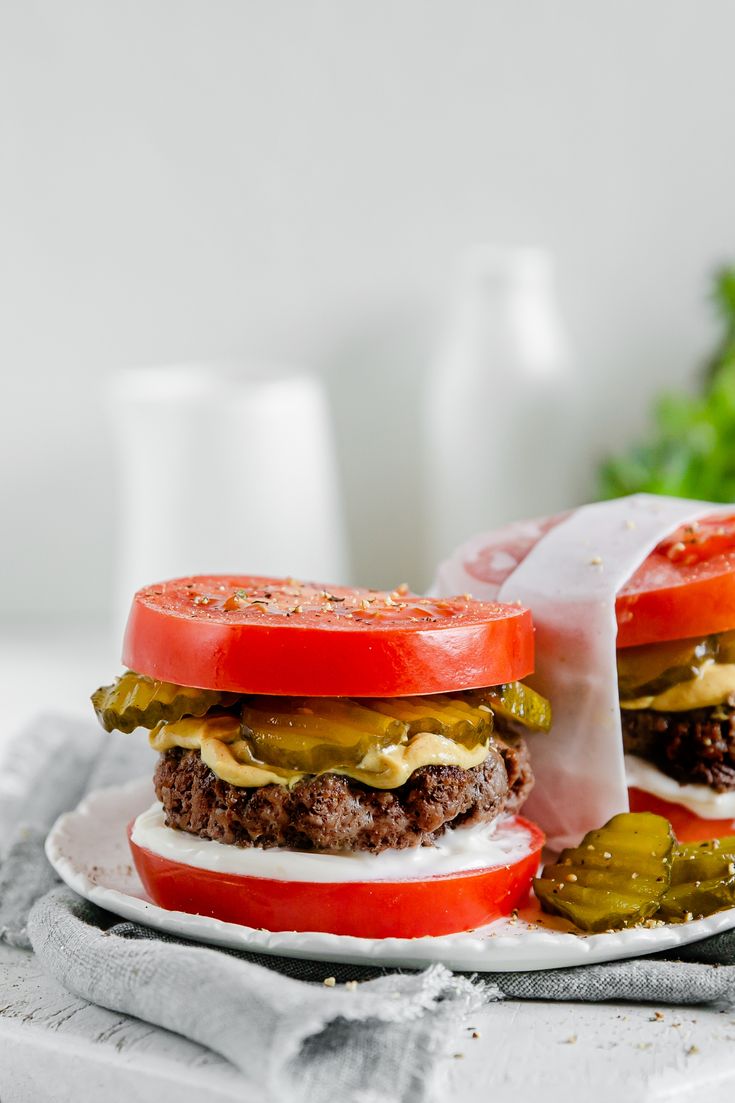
left=92, top=671, right=239, bottom=733
left=658, top=877, right=735, bottom=922
left=669, top=837, right=735, bottom=886
left=534, top=812, right=675, bottom=932
left=656, top=837, right=735, bottom=921
left=467, top=682, right=552, bottom=733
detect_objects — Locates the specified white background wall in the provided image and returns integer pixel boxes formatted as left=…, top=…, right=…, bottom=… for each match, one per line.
left=3, top=0, right=735, bottom=624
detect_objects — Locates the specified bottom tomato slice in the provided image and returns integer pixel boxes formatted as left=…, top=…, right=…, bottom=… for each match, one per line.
left=628, top=787, right=735, bottom=843
left=129, top=816, right=544, bottom=938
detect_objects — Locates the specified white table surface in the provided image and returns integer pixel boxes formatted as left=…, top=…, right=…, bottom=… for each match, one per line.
left=2, top=625, right=735, bottom=1103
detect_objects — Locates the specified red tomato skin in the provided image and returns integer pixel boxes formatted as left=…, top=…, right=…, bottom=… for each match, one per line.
left=616, top=573, right=735, bottom=649
left=122, top=575, right=535, bottom=696
left=617, top=515, right=735, bottom=648
left=128, top=817, right=544, bottom=938
left=461, top=508, right=735, bottom=650
left=628, top=787, right=735, bottom=843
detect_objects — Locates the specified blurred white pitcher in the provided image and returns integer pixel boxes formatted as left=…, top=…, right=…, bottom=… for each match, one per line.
left=109, top=363, right=350, bottom=630
left=424, top=246, right=581, bottom=573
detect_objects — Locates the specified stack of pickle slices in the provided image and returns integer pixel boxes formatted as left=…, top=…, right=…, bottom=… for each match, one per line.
left=535, top=814, right=735, bottom=932
left=92, top=671, right=552, bottom=780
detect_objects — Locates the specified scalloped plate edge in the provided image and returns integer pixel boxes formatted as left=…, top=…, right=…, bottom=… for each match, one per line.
left=45, top=779, right=735, bottom=973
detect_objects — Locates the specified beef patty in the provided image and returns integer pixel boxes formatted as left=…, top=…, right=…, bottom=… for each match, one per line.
left=154, top=735, right=533, bottom=853
left=622, top=703, right=735, bottom=792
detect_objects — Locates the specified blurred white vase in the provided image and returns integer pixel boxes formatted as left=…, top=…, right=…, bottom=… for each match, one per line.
left=424, top=246, right=581, bottom=572
left=109, top=364, right=349, bottom=632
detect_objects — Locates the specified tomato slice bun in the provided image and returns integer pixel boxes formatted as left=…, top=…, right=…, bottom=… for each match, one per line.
left=123, top=575, right=534, bottom=697
left=129, top=815, right=544, bottom=938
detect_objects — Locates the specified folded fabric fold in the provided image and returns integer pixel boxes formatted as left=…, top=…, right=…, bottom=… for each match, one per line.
left=28, top=887, right=485, bottom=1103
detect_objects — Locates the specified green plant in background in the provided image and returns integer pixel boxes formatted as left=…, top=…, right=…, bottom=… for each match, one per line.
left=600, top=266, right=735, bottom=502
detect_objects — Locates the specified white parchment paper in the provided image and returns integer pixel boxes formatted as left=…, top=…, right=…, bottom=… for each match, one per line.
left=435, top=495, right=722, bottom=851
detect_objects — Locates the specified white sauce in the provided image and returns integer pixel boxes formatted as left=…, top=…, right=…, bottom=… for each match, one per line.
left=130, top=803, right=534, bottom=883
left=625, top=755, right=735, bottom=820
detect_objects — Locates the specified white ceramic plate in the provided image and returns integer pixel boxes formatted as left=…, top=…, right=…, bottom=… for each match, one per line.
left=46, top=779, right=735, bottom=973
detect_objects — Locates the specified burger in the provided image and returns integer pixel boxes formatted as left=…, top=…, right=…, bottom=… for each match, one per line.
left=435, top=495, right=735, bottom=848
left=91, top=575, right=550, bottom=938
left=618, top=513, right=735, bottom=840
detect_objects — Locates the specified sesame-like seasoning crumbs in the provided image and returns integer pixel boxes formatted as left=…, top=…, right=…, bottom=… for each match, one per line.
left=667, top=541, right=687, bottom=560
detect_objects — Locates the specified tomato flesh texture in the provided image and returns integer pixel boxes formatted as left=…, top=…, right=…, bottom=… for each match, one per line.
left=122, top=575, right=534, bottom=696
left=129, top=817, right=544, bottom=938
left=657, top=516, right=735, bottom=566
left=628, top=788, right=735, bottom=843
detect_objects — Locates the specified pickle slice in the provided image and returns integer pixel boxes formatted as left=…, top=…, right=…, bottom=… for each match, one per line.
left=151, top=711, right=489, bottom=789
left=657, top=877, right=735, bottom=922
left=366, top=695, right=491, bottom=745
left=714, top=630, right=735, bottom=665
left=467, top=682, right=552, bottom=733
left=617, top=635, right=717, bottom=699
left=655, top=836, right=735, bottom=921
left=150, top=715, right=306, bottom=788
left=534, top=812, right=675, bottom=932
left=240, top=697, right=409, bottom=773
left=92, top=671, right=239, bottom=733
left=669, top=837, right=735, bottom=886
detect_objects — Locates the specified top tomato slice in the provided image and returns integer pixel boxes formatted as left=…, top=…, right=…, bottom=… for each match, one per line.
left=122, top=576, right=535, bottom=696
left=617, top=515, right=735, bottom=648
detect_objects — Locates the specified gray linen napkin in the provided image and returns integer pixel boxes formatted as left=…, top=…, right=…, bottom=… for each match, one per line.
left=4, top=715, right=735, bottom=1103
left=1, top=715, right=488, bottom=1103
